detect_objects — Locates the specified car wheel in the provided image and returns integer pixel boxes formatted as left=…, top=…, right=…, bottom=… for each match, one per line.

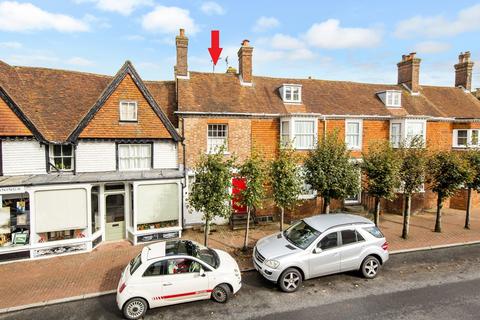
left=278, top=268, right=302, bottom=293
left=123, top=297, right=148, bottom=320
left=361, top=256, right=381, bottom=279
left=211, top=284, right=231, bottom=303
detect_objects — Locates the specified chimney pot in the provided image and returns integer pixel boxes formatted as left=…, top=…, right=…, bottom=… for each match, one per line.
left=179, top=28, right=185, bottom=37
left=241, top=39, right=250, bottom=47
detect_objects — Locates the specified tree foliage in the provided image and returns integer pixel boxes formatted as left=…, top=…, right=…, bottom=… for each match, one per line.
left=462, top=150, right=480, bottom=229
left=362, top=141, right=402, bottom=225
left=238, top=151, right=268, bottom=249
left=270, top=145, right=302, bottom=230
left=188, top=147, right=234, bottom=245
left=304, top=131, right=359, bottom=213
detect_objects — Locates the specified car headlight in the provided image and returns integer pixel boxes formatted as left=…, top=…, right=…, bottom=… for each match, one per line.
left=264, top=259, right=280, bottom=269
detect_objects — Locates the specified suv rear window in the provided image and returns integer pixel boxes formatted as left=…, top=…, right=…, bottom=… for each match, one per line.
left=364, top=226, right=384, bottom=238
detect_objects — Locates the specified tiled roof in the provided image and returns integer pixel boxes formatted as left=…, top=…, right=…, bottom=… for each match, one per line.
left=177, top=72, right=480, bottom=119
left=0, top=61, right=178, bottom=142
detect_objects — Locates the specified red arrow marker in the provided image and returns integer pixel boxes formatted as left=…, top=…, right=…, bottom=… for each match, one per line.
left=208, top=30, right=223, bottom=66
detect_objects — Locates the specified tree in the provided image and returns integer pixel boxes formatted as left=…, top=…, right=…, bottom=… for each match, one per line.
left=237, top=151, right=267, bottom=250
left=270, top=145, right=302, bottom=231
left=304, top=132, right=359, bottom=214
left=362, top=141, right=402, bottom=226
left=463, top=150, right=480, bottom=229
left=188, top=148, right=234, bottom=246
left=397, top=137, right=428, bottom=239
left=427, top=151, right=473, bottom=233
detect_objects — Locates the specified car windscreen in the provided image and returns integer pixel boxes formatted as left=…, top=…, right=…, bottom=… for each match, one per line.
left=191, top=242, right=220, bottom=269
left=283, top=220, right=321, bottom=250
left=129, top=253, right=142, bottom=275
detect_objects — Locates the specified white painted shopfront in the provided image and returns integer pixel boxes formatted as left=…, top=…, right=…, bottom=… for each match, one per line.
left=0, top=172, right=183, bottom=262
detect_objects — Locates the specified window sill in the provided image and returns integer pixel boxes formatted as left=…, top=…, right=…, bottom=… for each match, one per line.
left=205, top=151, right=230, bottom=155
left=347, top=147, right=362, bottom=151
left=119, top=120, right=138, bottom=124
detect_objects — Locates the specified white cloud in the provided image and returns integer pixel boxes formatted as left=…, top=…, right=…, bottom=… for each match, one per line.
left=304, top=19, right=382, bottom=49
left=0, top=41, right=22, bottom=49
left=200, top=1, right=225, bottom=15
left=67, top=56, right=94, bottom=66
left=414, top=41, right=451, bottom=54
left=395, top=4, right=480, bottom=38
left=142, top=6, right=198, bottom=34
left=270, top=34, right=305, bottom=50
left=0, top=1, right=89, bottom=32
left=253, top=16, right=280, bottom=32
left=75, top=0, right=153, bottom=16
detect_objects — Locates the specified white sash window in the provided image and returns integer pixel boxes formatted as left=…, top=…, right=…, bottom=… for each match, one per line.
left=118, top=144, right=152, bottom=170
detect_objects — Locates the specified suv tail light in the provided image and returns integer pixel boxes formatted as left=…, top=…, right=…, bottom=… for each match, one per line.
left=381, top=242, right=389, bottom=251
left=119, top=282, right=127, bottom=293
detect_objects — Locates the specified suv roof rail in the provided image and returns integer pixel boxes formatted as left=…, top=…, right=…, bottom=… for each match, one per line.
left=323, top=221, right=373, bottom=233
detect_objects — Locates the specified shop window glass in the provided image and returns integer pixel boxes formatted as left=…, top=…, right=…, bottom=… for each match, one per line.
left=0, top=193, right=30, bottom=248
left=91, top=186, right=100, bottom=233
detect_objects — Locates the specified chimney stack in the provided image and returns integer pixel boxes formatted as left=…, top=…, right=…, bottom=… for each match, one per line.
left=175, top=28, right=188, bottom=77
left=454, top=51, right=474, bottom=91
left=397, top=52, right=421, bottom=93
left=238, top=39, right=253, bottom=84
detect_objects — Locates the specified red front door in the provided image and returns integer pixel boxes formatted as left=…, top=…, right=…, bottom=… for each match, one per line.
left=232, top=177, right=247, bottom=214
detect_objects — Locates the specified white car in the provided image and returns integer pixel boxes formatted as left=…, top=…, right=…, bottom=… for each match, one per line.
left=116, top=240, right=242, bottom=320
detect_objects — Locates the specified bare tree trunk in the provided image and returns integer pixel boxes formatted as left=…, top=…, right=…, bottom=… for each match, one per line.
left=402, top=195, right=411, bottom=239
left=243, top=207, right=251, bottom=251
left=204, top=218, right=210, bottom=246
left=323, top=197, right=330, bottom=214
left=434, top=193, right=443, bottom=233
left=374, top=197, right=380, bottom=226
left=465, top=188, right=472, bottom=230
left=280, top=207, right=284, bottom=232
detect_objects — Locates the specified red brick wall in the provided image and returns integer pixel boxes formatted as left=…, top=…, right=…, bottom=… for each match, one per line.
left=80, top=74, right=172, bottom=139
left=0, top=99, right=32, bottom=136
left=252, top=119, right=279, bottom=160
left=450, top=189, right=480, bottom=210
left=427, top=121, right=452, bottom=150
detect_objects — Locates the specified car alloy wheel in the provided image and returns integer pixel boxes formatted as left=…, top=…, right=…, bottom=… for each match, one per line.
left=123, top=298, right=147, bottom=320
left=211, top=284, right=230, bottom=303
left=361, top=256, right=380, bottom=279
left=279, top=268, right=302, bottom=293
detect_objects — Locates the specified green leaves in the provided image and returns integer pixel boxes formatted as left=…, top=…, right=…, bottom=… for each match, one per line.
left=270, top=145, right=302, bottom=210
left=304, top=132, right=359, bottom=203
left=398, top=137, right=428, bottom=196
left=362, top=141, right=402, bottom=201
left=463, top=149, right=480, bottom=191
left=237, top=150, right=268, bottom=210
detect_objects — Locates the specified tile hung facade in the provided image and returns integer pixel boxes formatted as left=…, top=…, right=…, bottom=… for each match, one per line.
left=2, top=28, right=480, bottom=262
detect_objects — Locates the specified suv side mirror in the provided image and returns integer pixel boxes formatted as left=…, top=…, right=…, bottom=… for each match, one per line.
left=199, top=269, right=206, bottom=277
left=313, top=247, right=322, bottom=254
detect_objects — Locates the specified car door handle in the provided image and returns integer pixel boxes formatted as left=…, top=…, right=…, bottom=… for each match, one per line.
left=163, top=283, right=173, bottom=286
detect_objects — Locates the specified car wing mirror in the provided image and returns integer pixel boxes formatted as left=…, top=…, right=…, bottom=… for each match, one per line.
left=313, top=247, right=322, bottom=254
left=199, top=268, right=206, bottom=277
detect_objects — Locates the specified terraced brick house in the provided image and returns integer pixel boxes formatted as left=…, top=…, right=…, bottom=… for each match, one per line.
left=0, top=60, right=184, bottom=262
left=173, top=30, right=480, bottom=223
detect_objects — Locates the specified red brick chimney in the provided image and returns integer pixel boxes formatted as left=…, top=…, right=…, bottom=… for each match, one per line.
left=238, top=39, right=253, bottom=84
left=397, top=52, right=421, bottom=93
left=454, top=51, right=474, bottom=91
left=175, top=28, right=188, bottom=77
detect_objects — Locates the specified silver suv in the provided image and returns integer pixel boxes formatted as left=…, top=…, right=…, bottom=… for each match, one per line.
left=253, top=213, right=389, bottom=292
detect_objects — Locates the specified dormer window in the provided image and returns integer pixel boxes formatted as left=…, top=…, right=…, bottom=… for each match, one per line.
left=378, top=90, right=401, bottom=108
left=281, top=84, right=302, bottom=103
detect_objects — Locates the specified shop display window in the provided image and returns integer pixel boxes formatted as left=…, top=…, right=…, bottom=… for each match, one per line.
left=38, top=229, right=86, bottom=242
left=91, top=186, right=101, bottom=233
left=0, top=193, right=30, bottom=248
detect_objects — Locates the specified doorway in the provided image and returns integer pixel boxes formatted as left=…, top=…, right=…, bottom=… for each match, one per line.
left=105, top=193, right=125, bottom=241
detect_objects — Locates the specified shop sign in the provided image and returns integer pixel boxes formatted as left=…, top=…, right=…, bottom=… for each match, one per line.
left=0, top=186, right=25, bottom=195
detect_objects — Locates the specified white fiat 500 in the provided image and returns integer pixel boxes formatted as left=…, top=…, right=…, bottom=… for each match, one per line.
left=116, top=240, right=242, bottom=320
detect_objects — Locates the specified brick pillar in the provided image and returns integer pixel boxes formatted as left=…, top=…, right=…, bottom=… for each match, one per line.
left=397, top=52, right=421, bottom=93
left=454, top=51, right=474, bottom=91
left=175, top=28, right=188, bottom=77
left=238, top=39, right=253, bottom=84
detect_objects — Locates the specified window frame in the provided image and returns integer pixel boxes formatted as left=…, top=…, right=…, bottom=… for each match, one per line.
left=317, top=231, right=339, bottom=251
left=119, top=100, right=138, bottom=122
left=281, top=84, right=302, bottom=103
left=390, top=122, right=402, bottom=148
left=340, top=229, right=365, bottom=246
left=385, top=90, right=402, bottom=108
left=345, top=119, right=363, bottom=150
left=298, top=166, right=317, bottom=200
left=49, top=144, right=75, bottom=172
left=117, top=143, right=153, bottom=171
left=207, top=124, right=228, bottom=154
left=453, top=129, right=480, bottom=148
left=280, top=117, right=317, bottom=150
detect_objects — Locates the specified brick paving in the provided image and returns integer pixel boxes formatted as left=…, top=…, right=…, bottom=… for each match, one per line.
left=0, top=208, right=479, bottom=310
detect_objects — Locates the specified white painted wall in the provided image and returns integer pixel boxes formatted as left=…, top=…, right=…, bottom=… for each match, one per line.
left=153, top=141, right=178, bottom=169
left=2, top=140, right=46, bottom=175
left=76, top=141, right=116, bottom=173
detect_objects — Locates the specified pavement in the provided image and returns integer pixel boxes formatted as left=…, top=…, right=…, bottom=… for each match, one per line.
left=0, top=208, right=478, bottom=312
left=1, top=243, right=479, bottom=320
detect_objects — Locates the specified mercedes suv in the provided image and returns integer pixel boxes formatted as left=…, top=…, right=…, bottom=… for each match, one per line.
left=253, top=213, right=389, bottom=292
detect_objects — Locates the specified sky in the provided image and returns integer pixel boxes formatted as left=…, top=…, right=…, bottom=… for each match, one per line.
left=0, top=0, right=479, bottom=89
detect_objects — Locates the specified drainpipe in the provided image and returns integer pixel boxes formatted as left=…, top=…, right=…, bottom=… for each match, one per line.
left=323, top=115, right=327, bottom=139
left=180, top=115, right=187, bottom=230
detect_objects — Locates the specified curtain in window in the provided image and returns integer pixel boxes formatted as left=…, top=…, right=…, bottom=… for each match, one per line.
left=294, top=121, right=314, bottom=149
left=406, top=123, right=424, bottom=142
left=390, top=123, right=401, bottom=147
left=118, top=144, right=151, bottom=170
left=346, top=122, right=360, bottom=148
left=136, top=184, right=179, bottom=224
